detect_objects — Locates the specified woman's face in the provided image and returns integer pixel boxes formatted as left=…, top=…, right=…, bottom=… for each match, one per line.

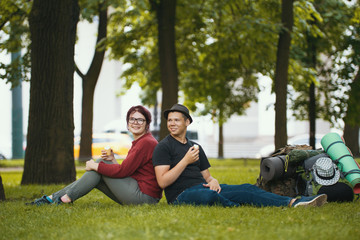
left=128, top=111, right=147, bottom=139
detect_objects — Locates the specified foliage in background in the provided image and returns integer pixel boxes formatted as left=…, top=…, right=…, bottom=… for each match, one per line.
left=0, top=0, right=31, bottom=87
left=105, top=0, right=160, bottom=105
left=323, top=4, right=360, bottom=127
left=106, top=0, right=281, bottom=123
left=289, top=0, right=357, bottom=126
left=179, top=0, right=278, bottom=124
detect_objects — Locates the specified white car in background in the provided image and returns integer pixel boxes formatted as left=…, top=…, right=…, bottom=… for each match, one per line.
left=258, top=134, right=325, bottom=158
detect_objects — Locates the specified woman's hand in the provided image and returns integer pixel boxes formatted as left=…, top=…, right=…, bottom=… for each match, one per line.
left=85, top=159, right=99, bottom=171
left=101, top=149, right=117, bottom=164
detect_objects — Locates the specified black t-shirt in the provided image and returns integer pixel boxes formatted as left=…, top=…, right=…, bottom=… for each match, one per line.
left=152, top=135, right=211, bottom=203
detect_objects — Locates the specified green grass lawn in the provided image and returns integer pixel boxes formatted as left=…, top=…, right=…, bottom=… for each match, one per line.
left=1, top=159, right=359, bottom=240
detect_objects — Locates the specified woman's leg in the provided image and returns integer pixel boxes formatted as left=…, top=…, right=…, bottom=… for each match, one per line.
left=36, top=159, right=158, bottom=205
left=219, top=184, right=292, bottom=207
left=101, top=176, right=159, bottom=205
left=51, top=170, right=102, bottom=202
left=51, top=159, right=108, bottom=202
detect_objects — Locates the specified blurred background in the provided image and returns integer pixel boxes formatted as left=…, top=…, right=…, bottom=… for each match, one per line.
left=0, top=20, right=341, bottom=160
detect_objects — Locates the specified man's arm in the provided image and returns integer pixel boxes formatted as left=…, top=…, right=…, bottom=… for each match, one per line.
left=154, top=146, right=199, bottom=189
left=201, top=169, right=221, bottom=193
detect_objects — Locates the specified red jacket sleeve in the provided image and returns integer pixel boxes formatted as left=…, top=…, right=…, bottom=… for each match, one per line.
left=96, top=134, right=155, bottom=178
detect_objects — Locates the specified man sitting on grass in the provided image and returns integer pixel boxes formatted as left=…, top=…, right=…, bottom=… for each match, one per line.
left=152, top=104, right=327, bottom=208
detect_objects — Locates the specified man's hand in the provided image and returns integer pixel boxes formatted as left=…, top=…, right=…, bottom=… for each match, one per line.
left=154, top=146, right=200, bottom=189
left=183, top=146, right=199, bottom=165
left=201, top=169, right=221, bottom=193
left=203, top=178, right=221, bottom=193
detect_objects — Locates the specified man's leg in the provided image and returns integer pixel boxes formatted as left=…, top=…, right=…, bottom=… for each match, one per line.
left=220, top=184, right=292, bottom=207
left=174, top=184, right=239, bottom=207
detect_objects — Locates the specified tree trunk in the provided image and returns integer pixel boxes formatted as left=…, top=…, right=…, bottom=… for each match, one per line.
left=0, top=175, right=5, bottom=201
left=344, top=124, right=359, bottom=157
left=343, top=69, right=360, bottom=157
left=218, top=123, right=224, bottom=159
left=22, top=0, right=79, bottom=184
left=274, top=0, right=293, bottom=150
left=152, top=0, right=179, bottom=140
left=309, top=81, right=316, bottom=148
left=307, top=28, right=317, bottom=149
left=78, top=3, right=107, bottom=161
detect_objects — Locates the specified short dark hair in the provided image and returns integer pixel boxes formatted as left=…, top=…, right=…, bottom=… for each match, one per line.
left=126, top=105, right=152, bottom=131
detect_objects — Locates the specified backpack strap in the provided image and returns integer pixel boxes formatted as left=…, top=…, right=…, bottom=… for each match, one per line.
left=325, top=140, right=345, bottom=153
left=342, top=169, right=360, bottom=177
left=355, top=194, right=360, bottom=201
left=284, top=155, right=289, bottom=173
left=333, top=154, right=353, bottom=164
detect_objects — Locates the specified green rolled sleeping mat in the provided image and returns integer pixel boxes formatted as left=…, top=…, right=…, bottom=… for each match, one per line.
left=321, top=132, right=360, bottom=194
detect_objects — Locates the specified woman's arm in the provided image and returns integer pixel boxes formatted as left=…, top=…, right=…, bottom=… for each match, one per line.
left=84, top=149, right=118, bottom=172
left=85, top=159, right=99, bottom=171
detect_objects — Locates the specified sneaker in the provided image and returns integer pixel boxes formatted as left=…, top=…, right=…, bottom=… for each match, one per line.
left=26, top=195, right=53, bottom=206
left=52, top=197, right=64, bottom=205
left=293, top=194, right=327, bottom=208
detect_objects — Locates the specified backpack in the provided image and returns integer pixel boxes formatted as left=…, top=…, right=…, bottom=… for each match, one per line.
left=256, top=146, right=355, bottom=202
left=295, top=153, right=354, bottom=202
left=256, top=145, right=313, bottom=197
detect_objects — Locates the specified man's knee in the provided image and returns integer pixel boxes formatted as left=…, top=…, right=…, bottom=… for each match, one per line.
left=194, top=190, right=221, bottom=205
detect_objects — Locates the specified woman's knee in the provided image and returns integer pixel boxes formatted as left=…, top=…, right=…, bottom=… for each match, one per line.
left=95, top=159, right=114, bottom=165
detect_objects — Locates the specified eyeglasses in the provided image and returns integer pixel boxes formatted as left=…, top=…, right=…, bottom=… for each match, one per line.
left=129, top=117, right=146, bottom=125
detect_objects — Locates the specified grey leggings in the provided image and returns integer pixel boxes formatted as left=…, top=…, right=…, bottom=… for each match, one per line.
left=51, top=160, right=159, bottom=205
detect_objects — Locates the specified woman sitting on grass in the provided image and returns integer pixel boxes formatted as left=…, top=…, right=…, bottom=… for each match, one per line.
left=27, top=105, right=162, bottom=206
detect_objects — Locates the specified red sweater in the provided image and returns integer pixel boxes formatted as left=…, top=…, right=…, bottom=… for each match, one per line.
left=97, top=133, right=162, bottom=199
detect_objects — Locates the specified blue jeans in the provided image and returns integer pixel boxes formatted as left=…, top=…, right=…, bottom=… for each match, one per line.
left=173, top=183, right=292, bottom=207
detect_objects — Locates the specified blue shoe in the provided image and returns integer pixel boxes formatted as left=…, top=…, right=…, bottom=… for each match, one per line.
left=52, top=197, right=64, bottom=205
left=26, top=195, right=53, bottom=206
left=293, top=194, right=327, bottom=208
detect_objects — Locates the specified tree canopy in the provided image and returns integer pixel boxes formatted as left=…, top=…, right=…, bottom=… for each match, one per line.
left=1, top=0, right=359, bottom=164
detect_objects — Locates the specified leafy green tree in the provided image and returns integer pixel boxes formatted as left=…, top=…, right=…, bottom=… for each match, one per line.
left=0, top=0, right=31, bottom=86
left=0, top=0, right=32, bottom=200
left=75, top=0, right=108, bottom=161
left=335, top=4, right=360, bottom=156
left=104, top=0, right=357, bottom=158
left=289, top=0, right=352, bottom=149
left=178, top=0, right=279, bottom=157
left=326, top=5, right=360, bottom=156
left=22, top=0, right=79, bottom=184
left=105, top=0, right=178, bottom=140
left=105, top=0, right=281, bottom=156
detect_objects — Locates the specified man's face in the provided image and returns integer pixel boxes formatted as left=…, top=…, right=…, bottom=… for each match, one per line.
left=167, top=112, right=190, bottom=137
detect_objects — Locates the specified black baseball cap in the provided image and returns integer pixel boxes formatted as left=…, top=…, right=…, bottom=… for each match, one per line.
left=163, top=104, right=193, bottom=123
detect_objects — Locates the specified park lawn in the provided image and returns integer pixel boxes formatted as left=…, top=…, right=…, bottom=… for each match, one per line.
left=0, top=159, right=359, bottom=240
